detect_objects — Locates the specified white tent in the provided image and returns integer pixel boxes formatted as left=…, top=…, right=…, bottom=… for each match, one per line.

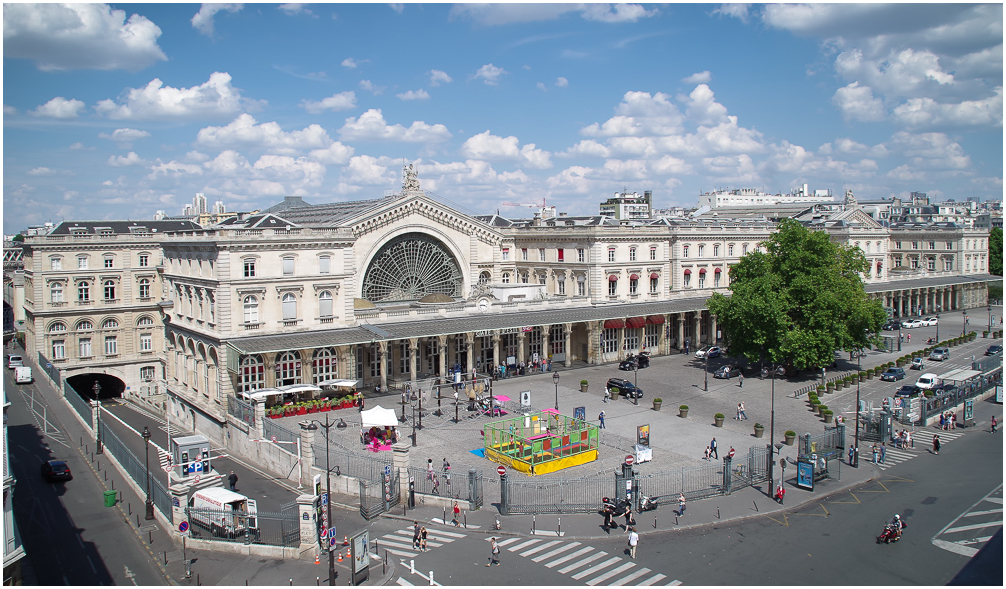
left=361, top=405, right=399, bottom=428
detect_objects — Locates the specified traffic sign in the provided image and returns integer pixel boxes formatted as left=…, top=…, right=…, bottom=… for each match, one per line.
left=624, top=455, right=634, bottom=466
left=271, top=436, right=277, bottom=443
left=179, top=521, right=189, bottom=533
left=384, top=465, right=392, bottom=476
left=194, top=475, right=201, bottom=484
left=496, top=465, right=506, bottom=476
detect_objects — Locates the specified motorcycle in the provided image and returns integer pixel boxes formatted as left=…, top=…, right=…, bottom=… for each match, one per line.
left=877, top=521, right=906, bottom=544
left=640, top=494, right=659, bottom=512
left=600, top=496, right=628, bottom=514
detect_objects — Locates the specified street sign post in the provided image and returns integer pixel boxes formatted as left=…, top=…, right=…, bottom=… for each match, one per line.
left=624, top=455, right=634, bottom=466
left=497, top=465, right=506, bottom=476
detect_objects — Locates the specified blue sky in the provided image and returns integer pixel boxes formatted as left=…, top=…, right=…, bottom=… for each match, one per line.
left=3, top=3, right=1002, bottom=234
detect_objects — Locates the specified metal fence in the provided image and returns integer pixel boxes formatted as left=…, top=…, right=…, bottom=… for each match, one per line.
left=312, top=443, right=392, bottom=483
left=185, top=505, right=300, bottom=547
left=635, top=461, right=725, bottom=503
left=406, top=465, right=462, bottom=500
left=502, top=472, right=612, bottom=515
left=36, top=351, right=61, bottom=384
left=920, top=366, right=1002, bottom=422
left=359, top=474, right=400, bottom=521
left=100, top=419, right=171, bottom=522
left=228, top=396, right=255, bottom=428
left=262, top=417, right=298, bottom=446
left=64, top=381, right=92, bottom=428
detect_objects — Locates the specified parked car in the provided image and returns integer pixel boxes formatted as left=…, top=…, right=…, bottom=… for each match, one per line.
left=606, top=378, right=644, bottom=399
left=895, top=384, right=920, bottom=397
left=985, top=345, right=1002, bottom=356
left=713, top=365, right=743, bottom=379
left=910, top=357, right=925, bottom=370
left=901, top=319, right=923, bottom=328
left=922, top=317, right=939, bottom=326
left=880, top=367, right=906, bottom=382
left=929, top=347, right=950, bottom=361
left=915, top=373, right=939, bottom=390
left=883, top=321, right=902, bottom=331
left=6, top=354, right=23, bottom=369
left=694, top=346, right=721, bottom=359
left=618, top=353, right=650, bottom=371
left=41, top=460, right=72, bottom=482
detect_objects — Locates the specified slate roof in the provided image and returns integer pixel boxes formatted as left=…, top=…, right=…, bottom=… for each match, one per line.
left=48, top=220, right=201, bottom=235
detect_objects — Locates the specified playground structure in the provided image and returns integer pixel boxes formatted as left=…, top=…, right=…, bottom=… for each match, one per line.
left=483, top=410, right=599, bottom=476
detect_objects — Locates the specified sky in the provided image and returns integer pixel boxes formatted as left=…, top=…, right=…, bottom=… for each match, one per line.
left=3, top=3, right=1003, bottom=235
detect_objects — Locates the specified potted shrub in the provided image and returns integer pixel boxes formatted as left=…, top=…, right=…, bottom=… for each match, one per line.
left=784, top=430, right=797, bottom=445
left=268, top=406, right=283, bottom=419
left=859, top=370, right=868, bottom=381
left=817, top=404, right=828, bottom=417
left=319, top=399, right=331, bottom=412
left=653, top=397, right=662, bottom=411
left=924, top=390, right=935, bottom=398
left=822, top=409, right=834, bottom=423
left=834, top=380, right=843, bottom=391
left=284, top=404, right=296, bottom=417
left=843, top=376, right=852, bottom=387
left=296, top=402, right=308, bottom=416
left=714, top=413, right=725, bottom=427
left=826, top=381, right=835, bottom=393
left=753, top=423, right=765, bottom=438
left=983, top=330, right=989, bottom=338
left=580, top=379, right=589, bottom=392
left=307, top=400, right=319, bottom=414
left=679, top=405, right=689, bottom=418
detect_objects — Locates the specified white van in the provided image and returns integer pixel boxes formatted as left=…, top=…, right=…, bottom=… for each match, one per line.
left=915, top=373, right=939, bottom=390
left=7, top=355, right=23, bottom=369
left=188, top=487, right=258, bottom=539
left=14, top=366, right=32, bottom=384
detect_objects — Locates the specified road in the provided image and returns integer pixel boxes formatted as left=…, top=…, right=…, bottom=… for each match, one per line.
left=5, top=372, right=167, bottom=585
left=369, top=415, right=1002, bottom=586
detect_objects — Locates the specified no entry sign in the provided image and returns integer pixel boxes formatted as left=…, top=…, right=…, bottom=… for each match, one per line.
left=624, top=455, right=634, bottom=466
left=497, top=465, right=506, bottom=476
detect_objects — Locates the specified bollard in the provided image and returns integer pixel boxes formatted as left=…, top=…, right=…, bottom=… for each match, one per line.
left=289, top=579, right=293, bottom=586
left=675, top=515, right=678, bottom=526
left=149, top=530, right=153, bottom=544
left=111, top=480, right=114, bottom=490
left=384, top=550, right=388, bottom=575
left=197, top=575, right=200, bottom=586
left=532, top=514, right=536, bottom=535
left=129, top=502, right=132, bottom=515
left=717, top=507, right=721, bottom=519
left=653, top=516, right=656, bottom=529
left=117, top=491, right=121, bottom=503
left=410, top=560, right=415, bottom=575
left=317, top=577, right=320, bottom=586
left=753, top=500, right=758, bottom=513
left=429, top=571, right=434, bottom=586
left=104, top=470, right=107, bottom=481
left=97, top=461, right=100, bottom=471
left=164, top=551, right=167, bottom=565
left=443, top=507, right=446, bottom=524
left=558, top=516, right=561, bottom=537
left=136, top=514, right=140, bottom=527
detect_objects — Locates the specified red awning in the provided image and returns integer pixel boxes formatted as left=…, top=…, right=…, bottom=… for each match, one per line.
left=714, top=268, right=722, bottom=273
left=699, top=268, right=707, bottom=274
left=604, top=319, right=625, bottom=329
left=629, top=273, right=639, bottom=280
left=650, top=272, right=659, bottom=280
left=646, top=315, right=665, bottom=325
left=683, top=269, right=691, bottom=275
left=608, top=275, right=619, bottom=282
left=626, top=316, right=646, bottom=329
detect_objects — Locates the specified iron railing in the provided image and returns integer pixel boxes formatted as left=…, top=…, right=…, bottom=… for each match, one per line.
left=100, top=419, right=172, bottom=522
left=64, top=381, right=92, bottom=427
left=228, top=396, right=255, bottom=427
left=312, top=443, right=392, bottom=483
left=262, top=418, right=298, bottom=446
left=185, top=505, right=300, bottom=547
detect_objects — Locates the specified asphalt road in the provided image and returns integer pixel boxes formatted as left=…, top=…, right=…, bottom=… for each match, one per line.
left=5, top=372, right=167, bottom=585
left=371, top=414, right=1002, bottom=586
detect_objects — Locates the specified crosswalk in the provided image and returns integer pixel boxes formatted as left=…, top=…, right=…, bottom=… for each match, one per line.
left=932, top=483, right=1003, bottom=557
left=873, top=430, right=965, bottom=470
left=373, top=526, right=468, bottom=559
left=487, top=536, right=681, bottom=586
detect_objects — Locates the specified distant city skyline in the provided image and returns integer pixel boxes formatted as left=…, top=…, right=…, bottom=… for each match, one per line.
left=3, top=3, right=1002, bottom=233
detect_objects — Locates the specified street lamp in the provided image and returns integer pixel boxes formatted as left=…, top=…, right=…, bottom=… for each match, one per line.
left=962, top=310, right=967, bottom=337
left=143, top=426, right=154, bottom=520
left=93, top=381, right=103, bottom=454
left=703, top=350, right=709, bottom=392
left=552, top=371, right=560, bottom=412
left=768, top=363, right=784, bottom=497
left=306, top=417, right=336, bottom=586
left=988, top=303, right=993, bottom=334
left=853, top=346, right=862, bottom=468
left=633, top=360, right=639, bottom=406
left=935, top=313, right=940, bottom=343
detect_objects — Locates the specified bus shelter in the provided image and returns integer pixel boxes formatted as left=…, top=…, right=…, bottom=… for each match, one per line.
left=483, top=410, right=599, bottom=476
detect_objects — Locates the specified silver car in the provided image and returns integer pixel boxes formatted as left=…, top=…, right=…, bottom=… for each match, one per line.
left=929, top=347, right=949, bottom=361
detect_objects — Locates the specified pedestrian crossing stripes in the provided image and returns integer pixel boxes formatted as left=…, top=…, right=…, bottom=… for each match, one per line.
left=875, top=430, right=965, bottom=470
left=487, top=537, right=680, bottom=586
left=374, top=527, right=467, bottom=559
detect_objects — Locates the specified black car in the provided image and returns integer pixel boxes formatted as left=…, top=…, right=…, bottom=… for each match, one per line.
left=41, top=460, right=72, bottom=482
left=880, top=367, right=906, bottom=382
left=618, top=353, right=650, bottom=371
left=713, top=365, right=743, bottom=379
left=986, top=345, right=1003, bottom=356
left=883, top=321, right=902, bottom=331
left=606, top=378, right=644, bottom=399
left=895, top=385, right=919, bottom=397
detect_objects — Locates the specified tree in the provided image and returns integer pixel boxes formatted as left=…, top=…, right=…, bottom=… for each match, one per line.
left=990, top=227, right=1002, bottom=276
left=707, top=218, right=887, bottom=371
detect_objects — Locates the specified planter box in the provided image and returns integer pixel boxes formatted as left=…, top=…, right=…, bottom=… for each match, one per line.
left=296, top=407, right=307, bottom=416
left=823, top=413, right=833, bottom=424
left=714, top=417, right=725, bottom=428
left=320, top=406, right=331, bottom=412
left=580, top=384, right=589, bottom=393
left=753, top=427, right=765, bottom=438
left=784, top=435, right=796, bottom=446
left=269, top=414, right=283, bottom=419
left=307, top=407, right=318, bottom=414
left=679, top=408, right=689, bottom=418
left=652, top=401, right=662, bottom=411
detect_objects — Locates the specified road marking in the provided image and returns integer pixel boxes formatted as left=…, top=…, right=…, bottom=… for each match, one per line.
left=495, top=537, right=521, bottom=547
left=544, top=546, right=595, bottom=569
left=571, top=556, right=623, bottom=580
left=531, top=541, right=581, bottom=562
left=609, top=567, right=651, bottom=585
left=520, top=540, right=562, bottom=557
left=507, top=539, right=541, bottom=552
left=943, top=521, right=1004, bottom=534
left=585, top=561, right=635, bottom=585
left=931, top=539, right=978, bottom=557
left=965, top=509, right=1003, bottom=517
left=557, top=551, right=606, bottom=574
left=123, top=565, right=137, bottom=586
left=396, top=578, right=414, bottom=586
left=636, top=573, right=668, bottom=585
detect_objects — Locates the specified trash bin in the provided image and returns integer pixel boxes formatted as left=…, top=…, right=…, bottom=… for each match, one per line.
left=103, top=490, right=117, bottom=507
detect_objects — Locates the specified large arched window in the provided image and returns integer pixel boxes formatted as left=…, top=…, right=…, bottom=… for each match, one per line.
left=313, top=348, right=338, bottom=383
left=239, top=355, right=264, bottom=393
left=77, top=281, right=90, bottom=302
left=361, top=232, right=462, bottom=302
left=49, top=322, right=67, bottom=333
left=103, top=280, right=116, bottom=301
left=102, top=318, right=119, bottom=329
left=76, top=320, right=93, bottom=331
left=319, top=291, right=333, bottom=317
left=243, top=295, right=259, bottom=324
left=282, top=293, right=297, bottom=320
left=275, top=351, right=302, bottom=385
left=137, top=316, right=155, bottom=327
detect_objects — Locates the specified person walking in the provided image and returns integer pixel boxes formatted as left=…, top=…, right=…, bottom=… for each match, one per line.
left=357, top=392, right=365, bottom=412
left=739, top=402, right=747, bottom=421
left=419, top=526, right=428, bottom=552
left=951, top=413, right=957, bottom=430
left=992, top=415, right=998, bottom=433
left=627, top=526, right=639, bottom=559
left=602, top=505, right=613, bottom=532
left=677, top=493, right=686, bottom=516
left=775, top=484, right=785, bottom=505
left=598, top=411, right=606, bottom=429
left=879, top=442, right=886, bottom=464
left=452, top=501, right=461, bottom=527
left=848, top=445, right=855, bottom=465
left=412, top=521, right=421, bottom=549
left=933, top=434, right=940, bottom=455
left=427, top=458, right=434, bottom=481
left=487, top=537, right=500, bottom=566
left=709, top=437, right=718, bottom=459
left=735, top=403, right=742, bottom=420
left=907, top=430, right=913, bottom=448
left=871, top=443, right=879, bottom=464
left=703, top=447, right=710, bottom=461
left=228, top=470, right=238, bottom=492
left=738, top=373, right=744, bottom=388
left=623, top=506, right=635, bottom=529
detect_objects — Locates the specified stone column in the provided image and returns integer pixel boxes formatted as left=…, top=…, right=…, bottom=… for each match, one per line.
left=299, top=421, right=316, bottom=489
left=517, top=331, right=526, bottom=366
left=678, top=312, right=686, bottom=350
left=253, top=399, right=267, bottom=439
left=711, top=314, right=718, bottom=344
left=465, top=332, right=475, bottom=374
left=409, top=338, right=419, bottom=384
left=694, top=312, right=702, bottom=346
left=297, top=493, right=318, bottom=554
left=541, top=325, right=550, bottom=367
left=392, top=440, right=411, bottom=505
left=264, top=354, right=277, bottom=388
left=616, top=321, right=625, bottom=359
left=587, top=322, right=599, bottom=365
left=438, top=335, right=448, bottom=379
left=564, top=323, right=572, bottom=367
left=492, top=333, right=501, bottom=372
left=301, top=350, right=314, bottom=385
left=378, top=341, right=388, bottom=391
left=170, top=484, right=188, bottom=536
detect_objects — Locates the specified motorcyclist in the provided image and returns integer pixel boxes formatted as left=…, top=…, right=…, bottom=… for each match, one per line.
left=889, top=514, right=904, bottom=538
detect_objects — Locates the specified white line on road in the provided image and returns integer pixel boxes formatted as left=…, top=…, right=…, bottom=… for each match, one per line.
left=557, top=551, right=606, bottom=574
left=544, top=546, right=595, bottom=569
left=931, top=539, right=978, bottom=557
left=586, top=561, right=636, bottom=585
left=520, top=540, right=562, bottom=557
left=609, top=566, right=651, bottom=586
left=571, top=556, right=623, bottom=580
left=943, top=521, right=1004, bottom=535
left=965, top=509, right=1003, bottom=517
left=636, top=573, right=668, bottom=585
left=531, top=541, right=581, bottom=562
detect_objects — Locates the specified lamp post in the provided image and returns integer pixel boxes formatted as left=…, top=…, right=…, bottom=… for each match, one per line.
left=962, top=310, right=967, bottom=337
left=703, top=351, right=709, bottom=392
left=552, top=371, right=560, bottom=412
left=988, top=303, right=993, bottom=334
left=768, top=363, right=783, bottom=497
left=410, top=390, right=418, bottom=447
left=306, top=417, right=336, bottom=586
left=143, top=426, right=154, bottom=520
left=93, top=381, right=103, bottom=454
left=633, top=361, right=639, bottom=406
left=853, top=347, right=861, bottom=467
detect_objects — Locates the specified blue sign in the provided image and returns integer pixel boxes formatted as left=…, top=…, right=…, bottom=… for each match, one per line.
left=384, top=465, right=392, bottom=477
left=321, top=493, right=328, bottom=506
left=179, top=521, right=189, bottom=533
left=172, top=497, right=180, bottom=507
left=796, top=460, right=814, bottom=491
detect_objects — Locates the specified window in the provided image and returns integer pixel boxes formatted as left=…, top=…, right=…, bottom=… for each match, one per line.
left=714, top=271, right=721, bottom=288
left=944, top=258, right=952, bottom=271
left=282, top=293, right=297, bottom=320
left=319, top=291, right=333, bottom=317
left=478, top=271, right=490, bottom=284
left=502, top=272, right=510, bottom=284
left=577, top=248, right=585, bottom=262
left=650, top=247, right=657, bottom=261
left=557, top=248, right=564, bottom=262
left=742, top=244, right=748, bottom=255
left=550, top=325, right=566, bottom=355
left=243, top=295, right=259, bottom=323
left=283, top=257, right=295, bottom=276
left=629, top=276, right=638, bottom=294
left=577, top=277, right=586, bottom=296
left=895, top=241, right=902, bottom=250
left=629, top=247, right=637, bottom=262
left=929, top=241, right=935, bottom=250
left=79, top=338, right=92, bottom=357
left=912, top=242, right=918, bottom=250
left=140, top=366, right=155, bottom=381
left=137, top=316, right=154, bottom=327
left=713, top=244, right=720, bottom=257
left=52, top=340, right=65, bottom=360
left=50, top=282, right=64, bottom=303
left=103, top=280, right=116, bottom=301
left=313, top=348, right=338, bottom=383
left=239, top=355, right=264, bottom=394
left=728, top=244, right=734, bottom=256
left=911, top=257, right=919, bottom=269
left=104, top=257, right=114, bottom=268
left=650, top=275, right=658, bottom=293
left=539, top=248, right=545, bottom=261
left=623, top=329, right=639, bottom=352
left=139, top=254, right=149, bottom=267
left=275, top=351, right=301, bottom=385
left=698, top=272, right=706, bottom=288
left=683, top=272, right=691, bottom=287
left=608, top=248, right=616, bottom=262
left=140, top=333, right=152, bottom=352
left=608, top=278, right=617, bottom=296
left=138, top=278, right=150, bottom=299
left=78, top=257, right=88, bottom=270
left=644, top=324, right=659, bottom=348
left=502, top=248, right=510, bottom=261
left=77, top=281, right=90, bottom=302
left=319, top=255, right=331, bottom=274
left=522, top=248, right=528, bottom=261
left=683, top=245, right=689, bottom=258
left=50, top=257, right=62, bottom=271
left=520, top=272, right=529, bottom=284
left=76, top=320, right=93, bottom=331
left=602, top=328, right=618, bottom=353
left=243, top=259, right=256, bottom=277
left=104, top=336, right=117, bottom=356
left=557, top=277, right=565, bottom=295
left=927, top=257, right=936, bottom=271
left=102, top=318, right=118, bottom=329
left=538, top=274, right=546, bottom=285
left=698, top=245, right=705, bottom=258
left=49, top=322, right=67, bottom=333
left=946, top=241, right=953, bottom=250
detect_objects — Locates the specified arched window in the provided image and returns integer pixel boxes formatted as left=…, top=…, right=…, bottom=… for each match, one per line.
left=502, top=272, right=511, bottom=284
left=138, top=278, right=151, bottom=299
left=103, top=280, right=116, bottom=301
left=137, top=316, right=155, bottom=327
left=76, top=320, right=93, bottom=331
left=313, top=348, right=338, bottom=383
left=275, top=351, right=302, bottom=385
left=49, top=322, right=67, bottom=333
left=239, top=355, right=264, bottom=393
left=77, top=281, right=90, bottom=302
left=282, top=293, right=297, bottom=320
left=243, top=295, right=259, bottom=324
left=319, top=291, right=333, bottom=318
left=478, top=271, right=491, bottom=285
left=102, top=318, right=119, bottom=329
left=50, top=282, right=64, bottom=303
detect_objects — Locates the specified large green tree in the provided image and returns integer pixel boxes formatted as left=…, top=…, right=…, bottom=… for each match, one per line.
left=989, top=227, right=1002, bottom=276
left=707, top=218, right=887, bottom=370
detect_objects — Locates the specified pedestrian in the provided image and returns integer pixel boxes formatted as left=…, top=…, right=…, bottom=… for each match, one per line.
left=848, top=445, right=855, bottom=465
left=623, top=506, right=635, bottom=529
left=228, top=470, right=238, bottom=491
left=452, top=501, right=461, bottom=527
left=939, top=413, right=945, bottom=430
left=358, top=392, right=365, bottom=412
left=879, top=442, right=886, bottom=464
left=412, top=521, right=421, bottom=549
left=677, top=493, right=686, bottom=516
left=739, top=402, right=747, bottom=421
left=602, top=505, right=613, bottom=532
left=419, top=526, right=428, bottom=551
left=703, top=447, right=710, bottom=461
left=598, top=411, right=606, bottom=429
left=907, top=430, right=913, bottom=448
left=709, top=437, right=718, bottom=459
left=951, top=413, right=957, bottom=430
left=627, top=526, right=639, bottom=559
left=427, top=458, right=434, bottom=481
left=871, top=443, right=879, bottom=464
left=775, top=484, right=785, bottom=505
left=735, top=403, right=742, bottom=420
left=907, top=333, right=911, bottom=343
left=487, top=537, right=500, bottom=566
left=992, top=415, right=998, bottom=433
left=603, top=386, right=610, bottom=403
left=933, top=434, right=940, bottom=455
left=738, top=373, right=744, bottom=388
left=684, top=339, right=689, bottom=355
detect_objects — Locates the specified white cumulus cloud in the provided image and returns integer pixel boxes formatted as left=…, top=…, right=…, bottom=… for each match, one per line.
left=31, top=97, right=86, bottom=119
left=301, top=91, right=357, bottom=113
left=26, top=167, right=56, bottom=176
left=555, top=77, right=569, bottom=88
left=460, top=131, right=553, bottom=169
left=341, top=58, right=358, bottom=68
left=196, top=113, right=332, bottom=153
left=397, top=89, right=430, bottom=101
left=359, top=80, right=386, bottom=95
left=94, top=72, right=259, bottom=120
left=3, top=3, right=167, bottom=71
left=429, top=70, right=453, bottom=86
left=108, top=151, right=148, bottom=166
left=309, top=142, right=354, bottom=165
left=191, top=4, right=243, bottom=37
left=474, top=64, right=507, bottom=86
left=98, top=128, right=151, bottom=143
left=682, top=71, right=712, bottom=84
left=338, top=109, right=452, bottom=143
left=832, top=82, right=886, bottom=122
